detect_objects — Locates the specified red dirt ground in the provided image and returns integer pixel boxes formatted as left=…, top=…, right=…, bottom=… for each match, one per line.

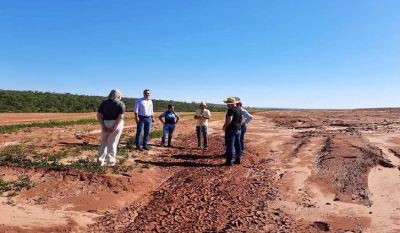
left=1, top=109, right=400, bottom=232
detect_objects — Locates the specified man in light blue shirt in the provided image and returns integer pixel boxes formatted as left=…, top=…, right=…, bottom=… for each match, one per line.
left=236, top=102, right=253, bottom=151
left=134, top=89, right=154, bottom=150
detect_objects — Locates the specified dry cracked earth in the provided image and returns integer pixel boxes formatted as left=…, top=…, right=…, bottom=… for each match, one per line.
left=1, top=109, right=400, bottom=233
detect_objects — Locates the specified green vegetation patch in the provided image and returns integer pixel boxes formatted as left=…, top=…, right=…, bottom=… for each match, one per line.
left=0, top=176, right=36, bottom=197
left=0, top=144, right=106, bottom=174
left=68, top=158, right=107, bottom=173
left=66, top=142, right=99, bottom=152
left=125, top=136, right=136, bottom=150
left=125, top=130, right=163, bottom=150
left=0, top=118, right=98, bottom=134
left=149, top=130, right=163, bottom=139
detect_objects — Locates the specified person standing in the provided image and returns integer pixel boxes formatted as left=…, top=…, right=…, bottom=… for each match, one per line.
left=222, top=97, right=243, bottom=166
left=236, top=101, right=253, bottom=151
left=194, top=102, right=211, bottom=150
left=134, top=89, right=154, bottom=151
left=159, top=105, right=180, bottom=147
left=97, top=89, right=125, bottom=167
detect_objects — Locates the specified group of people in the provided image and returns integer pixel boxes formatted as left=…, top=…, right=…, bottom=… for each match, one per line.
left=96, top=89, right=253, bottom=167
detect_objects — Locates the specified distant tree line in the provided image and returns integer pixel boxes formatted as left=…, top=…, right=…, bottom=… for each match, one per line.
left=0, top=90, right=228, bottom=113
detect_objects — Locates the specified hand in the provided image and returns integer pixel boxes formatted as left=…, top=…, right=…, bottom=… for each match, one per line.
left=222, top=126, right=226, bottom=132
left=152, top=118, right=155, bottom=123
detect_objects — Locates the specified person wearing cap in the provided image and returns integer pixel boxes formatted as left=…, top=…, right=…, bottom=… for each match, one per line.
left=159, top=105, right=180, bottom=147
left=236, top=101, right=253, bottom=151
left=134, top=89, right=154, bottom=151
left=97, top=89, right=125, bottom=167
left=194, top=101, right=211, bottom=150
left=222, top=97, right=243, bottom=166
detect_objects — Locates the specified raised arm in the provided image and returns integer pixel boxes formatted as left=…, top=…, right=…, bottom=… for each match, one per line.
left=159, top=114, right=164, bottom=124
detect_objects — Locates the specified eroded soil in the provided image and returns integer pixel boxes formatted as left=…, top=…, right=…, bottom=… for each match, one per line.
left=1, top=109, right=400, bottom=232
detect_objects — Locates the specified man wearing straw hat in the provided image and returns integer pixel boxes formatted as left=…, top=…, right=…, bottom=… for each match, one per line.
left=222, top=97, right=243, bottom=166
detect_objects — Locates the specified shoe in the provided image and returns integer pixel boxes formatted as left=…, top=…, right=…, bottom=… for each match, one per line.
left=143, top=147, right=149, bottom=150
left=107, top=164, right=115, bottom=167
left=204, top=147, right=208, bottom=151
left=167, top=144, right=172, bottom=147
left=137, top=147, right=143, bottom=151
left=197, top=146, right=201, bottom=150
left=233, top=160, right=241, bottom=165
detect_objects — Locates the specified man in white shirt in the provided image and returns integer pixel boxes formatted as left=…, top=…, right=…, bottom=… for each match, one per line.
left=194, top=101, right=211, bottom=150
left=134, top=89, right=154, bottom=150
left=236, top=101, right=253, bottom=151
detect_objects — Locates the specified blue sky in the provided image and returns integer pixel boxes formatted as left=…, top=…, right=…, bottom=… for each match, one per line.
left=1, top=0, right=399, bottom=109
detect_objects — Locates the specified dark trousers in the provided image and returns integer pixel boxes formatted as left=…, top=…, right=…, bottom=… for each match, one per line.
left=225, top=129, right=242, bottom=164
left=240, top=124, right=247, bottom=150
left=196, top=126, right=208, bottom=148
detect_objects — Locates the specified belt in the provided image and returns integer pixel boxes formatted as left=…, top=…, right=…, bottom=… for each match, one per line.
left=139, top=115, right=150, bottom=118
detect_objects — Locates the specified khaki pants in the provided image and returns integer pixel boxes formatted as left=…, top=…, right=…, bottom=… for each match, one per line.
left=97, top=120, right=124, bottom=166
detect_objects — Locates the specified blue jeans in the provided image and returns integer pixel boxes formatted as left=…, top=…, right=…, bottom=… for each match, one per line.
left=240, top=125, right=247, bottom=150
left=162, top=124, right=175, bottom=146
left=225, top=129, right=242, bottom=164
left=196, top=126, right=208, bottom=148
left=136, top=116, right=152, bottom=149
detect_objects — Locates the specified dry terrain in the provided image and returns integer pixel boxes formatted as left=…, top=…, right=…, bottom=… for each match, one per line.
left=1, top=109, right=400, bottom=232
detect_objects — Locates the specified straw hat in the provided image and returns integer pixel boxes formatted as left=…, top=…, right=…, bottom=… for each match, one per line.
left=223, top=96, right=241, bottom=104
left=200, top=101, right=207, bottom=106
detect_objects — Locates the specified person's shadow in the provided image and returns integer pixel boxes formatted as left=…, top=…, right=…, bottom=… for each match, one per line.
left=135, top=154, right=224, bottom=167
left=171, top=154, right=225, bottom=160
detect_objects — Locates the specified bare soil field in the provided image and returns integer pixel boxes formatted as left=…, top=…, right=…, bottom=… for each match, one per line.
left=1, top=109, right=400, bottom=232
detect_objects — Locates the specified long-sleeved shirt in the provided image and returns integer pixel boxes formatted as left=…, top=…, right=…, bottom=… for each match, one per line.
left=133, top=97, right=154, bottom=117
left=241, top=108, right=253, bottom=125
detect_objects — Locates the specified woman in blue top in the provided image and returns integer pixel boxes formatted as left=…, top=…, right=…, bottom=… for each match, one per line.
left=158, top=105, right=180, bottom=147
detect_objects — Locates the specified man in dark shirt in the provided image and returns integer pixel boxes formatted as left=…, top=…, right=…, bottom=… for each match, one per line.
left=222, top=97, right=243, bottom=166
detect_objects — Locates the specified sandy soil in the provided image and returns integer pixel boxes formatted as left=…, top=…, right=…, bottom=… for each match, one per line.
left=1, top=109, right=400, bottom=232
